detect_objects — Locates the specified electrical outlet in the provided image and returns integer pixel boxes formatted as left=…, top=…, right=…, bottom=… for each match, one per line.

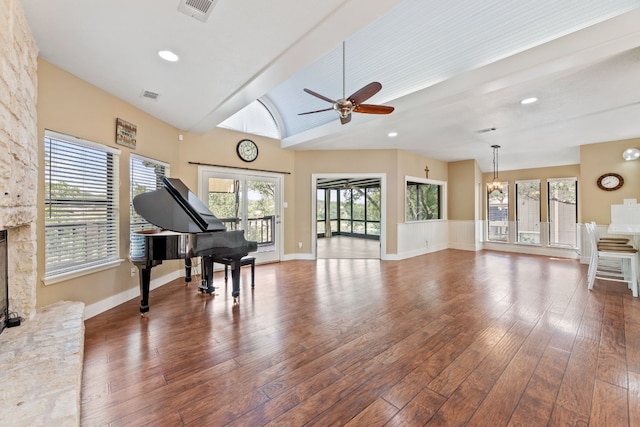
left=425, top=240, right=429, bottom=248
left=298, top=241, right=303, bottom=249
left=130, top=267, right=136, bottom=277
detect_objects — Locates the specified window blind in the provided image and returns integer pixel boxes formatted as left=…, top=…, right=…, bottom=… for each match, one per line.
left=44, top=131, right=121, bottom=278
left=129, top=154, right=169, bottom=258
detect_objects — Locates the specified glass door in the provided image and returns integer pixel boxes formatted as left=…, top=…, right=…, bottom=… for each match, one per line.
left=199, top=168, right=281, bottom=263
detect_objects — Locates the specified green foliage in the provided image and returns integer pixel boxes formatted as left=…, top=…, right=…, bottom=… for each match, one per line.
left=406, top=182, right=440, bottom=221
left=548, top=179, right=576, bottom=204
left=516, top=181, right=540, bottom=201
left=316, top=187, right=381, bottom=236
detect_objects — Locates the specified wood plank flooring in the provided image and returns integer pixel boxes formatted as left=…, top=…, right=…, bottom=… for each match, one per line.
left=317, top=236, right=380, bottom=259
left=81, top=249, right=640, bottom=426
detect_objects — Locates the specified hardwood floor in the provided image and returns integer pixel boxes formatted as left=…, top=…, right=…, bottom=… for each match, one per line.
left=81, top=250, right=640, bottom=426
left=317, top=235, right=380, bottom=259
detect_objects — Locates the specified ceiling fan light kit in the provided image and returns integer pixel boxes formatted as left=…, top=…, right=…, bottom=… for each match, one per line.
left=298, top=42, right=394, bottom=125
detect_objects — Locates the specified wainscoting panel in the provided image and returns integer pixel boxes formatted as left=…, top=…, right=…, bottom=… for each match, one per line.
left=396, top=220, right=449, bottom=260
left=448, top=220, right=482, bottom=251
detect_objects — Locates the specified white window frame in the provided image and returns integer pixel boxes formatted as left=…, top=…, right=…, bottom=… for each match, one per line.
left=486, top=181, right=509, bottom=242
left=129, top=154, right=170, bottom=258
left=43, top=130, right=122, bottom=285
left=404, top=176, right=447, bottom=222
left=515, top=179, right=541, bottom=245
left=547, top=177, right=578, bottom=248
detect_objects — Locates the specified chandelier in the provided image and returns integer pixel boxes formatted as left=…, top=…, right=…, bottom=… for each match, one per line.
left=488, top=144, right=503, bottom=194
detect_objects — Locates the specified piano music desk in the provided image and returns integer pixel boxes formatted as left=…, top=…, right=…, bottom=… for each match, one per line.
left=217, top=256, right=255, bottom=288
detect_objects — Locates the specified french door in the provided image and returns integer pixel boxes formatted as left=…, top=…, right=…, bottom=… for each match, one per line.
left=198, top=167, right=282, bottom=263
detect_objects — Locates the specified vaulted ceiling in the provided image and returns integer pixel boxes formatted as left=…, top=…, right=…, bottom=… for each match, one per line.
left=19, top=0, right=640, bottom=171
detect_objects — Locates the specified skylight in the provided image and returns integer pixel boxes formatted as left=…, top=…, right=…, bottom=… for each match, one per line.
left=218, top=100, right=281, bottom=139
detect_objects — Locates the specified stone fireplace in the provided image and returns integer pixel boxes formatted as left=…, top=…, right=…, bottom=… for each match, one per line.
left=0, top=230, right=7, bottom=331
left=0, top=3, right=84, bottom=424
left=1, top=0, right=39, bottom=321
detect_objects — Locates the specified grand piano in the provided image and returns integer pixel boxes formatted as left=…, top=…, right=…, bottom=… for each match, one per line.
left=131, top=177, right=257, bottom=314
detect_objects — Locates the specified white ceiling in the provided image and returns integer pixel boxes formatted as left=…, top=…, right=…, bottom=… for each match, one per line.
left=18, top=0, right=640, bottom=172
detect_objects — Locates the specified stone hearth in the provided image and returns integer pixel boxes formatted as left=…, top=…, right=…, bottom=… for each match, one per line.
left=0, top=301, right=84, bottom=426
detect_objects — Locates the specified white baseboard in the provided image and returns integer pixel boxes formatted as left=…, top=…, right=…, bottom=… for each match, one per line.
left=282, top=253, right=315, bottom=261
left=448, top=242, right=482, bottom=251
left=482, top=242, right=580, bottom=259
left=83, top=269, right=183, bottom=319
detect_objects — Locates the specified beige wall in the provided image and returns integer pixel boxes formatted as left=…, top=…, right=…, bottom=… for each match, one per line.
left=294, top=149, right=399, bottom=253
left=479, top=141, right=640, bottom=225
left=481, top=164, right=581, bottom=222
left=448, top=159, right=479, bottom=221
left=396, top=150, right=448, bottom=222
left=175, top=128, right=297, bottom=253
left=30, top=57, right=640, bottom=314
left=36, top=59, right=182, bottom=309
left=580, top=138, right=640, bottom=224
left=293, top=150, right=446, bottom=255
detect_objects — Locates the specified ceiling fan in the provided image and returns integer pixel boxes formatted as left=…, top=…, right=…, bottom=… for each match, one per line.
left=298, top=42, right=394, bottom=125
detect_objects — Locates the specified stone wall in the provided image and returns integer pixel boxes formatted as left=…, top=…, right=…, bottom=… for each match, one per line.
left=0, top=0, right=39, bottom=320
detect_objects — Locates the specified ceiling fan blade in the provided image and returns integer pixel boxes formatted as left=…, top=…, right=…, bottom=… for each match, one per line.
left=298, top=108, right=334, bottom=115
left=354, top=104, right=395, bottom=114
left=348, top=82, right=382, bottom=105
left=303, top=88, right=336, bottom=104
left=340, top=113, right=352, bottom=125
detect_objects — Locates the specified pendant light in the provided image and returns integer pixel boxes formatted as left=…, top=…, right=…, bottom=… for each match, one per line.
left=488, top=144, right=503, bottom=194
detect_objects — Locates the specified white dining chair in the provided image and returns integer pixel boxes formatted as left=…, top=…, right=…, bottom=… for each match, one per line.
left=585, top=222, right=638, bottom=297
left=589, top=221, right=632, bottom=247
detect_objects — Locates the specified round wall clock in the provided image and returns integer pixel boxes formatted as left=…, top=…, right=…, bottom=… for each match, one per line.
left=236, top=139, right=258, bottom=162
left=596, top=173, right=624, bottom=191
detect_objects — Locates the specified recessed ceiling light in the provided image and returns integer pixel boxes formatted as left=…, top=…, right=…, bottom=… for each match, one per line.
left=520, top=97, right=538, bottom=105
left=158, top=50, right=179, bottom=62
left=388, top=132, right=398, bottom=137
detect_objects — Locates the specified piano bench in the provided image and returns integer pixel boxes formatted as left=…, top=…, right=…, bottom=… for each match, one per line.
left=219, top=256, right=255, bottom=288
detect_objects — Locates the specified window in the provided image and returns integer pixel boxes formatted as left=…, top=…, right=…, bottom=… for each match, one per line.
left=548, top=178, right=577, bottom=247
left=515, top=180, right=541, bottom=244
left=130, top=155, right=170, bottom=257
left=406, top=179, right=444, bottom=221
left=339, top=189, right=352, bottom=233
left=316, top=189, right=326, bottom=236
left=316, top=185, right=381, bottom=238
left=218, top=99, right=281, bottom=139
left=44, top=130, right=121, bottom=281
left=487, top=182, right=508, bottom=242
left=366, top=188, right=381, bottom=236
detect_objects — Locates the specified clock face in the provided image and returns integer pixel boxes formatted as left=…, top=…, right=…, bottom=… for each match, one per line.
left=597, top=173, right=623, bottom=191
left=236, top=139, right=258, bottom=162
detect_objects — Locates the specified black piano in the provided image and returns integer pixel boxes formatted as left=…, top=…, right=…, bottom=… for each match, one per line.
left=131, top=177, right=257, bottom=314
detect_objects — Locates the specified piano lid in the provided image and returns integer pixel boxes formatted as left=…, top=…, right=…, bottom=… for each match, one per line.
left=133, top=177, right=226, bottom=233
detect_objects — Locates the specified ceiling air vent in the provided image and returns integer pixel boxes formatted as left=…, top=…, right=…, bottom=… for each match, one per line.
left=177, top=0, right=217, bottom=22
left=141, top=90, right=159, bottom=101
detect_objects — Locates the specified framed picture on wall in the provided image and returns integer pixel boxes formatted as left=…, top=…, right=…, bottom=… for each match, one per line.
left=115, top=118, right=137, bottom=149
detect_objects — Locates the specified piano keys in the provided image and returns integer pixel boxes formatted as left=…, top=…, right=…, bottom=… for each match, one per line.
left=131, top=177, right=257, bottom=315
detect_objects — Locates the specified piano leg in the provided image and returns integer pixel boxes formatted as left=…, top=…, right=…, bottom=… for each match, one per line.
left=185, top=258, right=192, bottom=283
left=231, top=257, right=241, bottom=301
left=138, top=265, right=152, bottom=315
left=198, top=255, right=215, bottom=294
